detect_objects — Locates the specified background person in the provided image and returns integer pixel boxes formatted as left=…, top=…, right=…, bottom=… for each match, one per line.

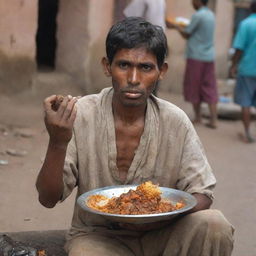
left=167, top=0, right=218, bottom=129
left=36, top=17, right=234, bottom=256
left=229, top=1, right=256, bottom=143
left=123, top=0, right=166, bottom=30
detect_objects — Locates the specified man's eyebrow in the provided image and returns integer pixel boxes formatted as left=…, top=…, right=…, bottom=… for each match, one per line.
left=116, top=59, right=156, bottom=66
left=139, top=62, right=155, bottom=66
left=116, top=59, right=131, bottom=63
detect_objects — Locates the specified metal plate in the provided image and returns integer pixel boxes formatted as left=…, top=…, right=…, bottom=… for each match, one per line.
left=77, top=185, right=197, bottom=224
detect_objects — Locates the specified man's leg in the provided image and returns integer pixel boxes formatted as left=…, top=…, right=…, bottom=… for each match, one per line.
left=241, top=107, right=254, bottom=142
left=201, top=61, right=218, bottom=129
left=65, top=234, right=135, bottom=256
left=141, top=209, right=234, bottom=256
left=192, top=103, right=201, bottom=124
left=207, top=103, right=218, bottom=129
left=183, top=59, right=202, bottom=122
left=234, top=76, right=256, bottom=142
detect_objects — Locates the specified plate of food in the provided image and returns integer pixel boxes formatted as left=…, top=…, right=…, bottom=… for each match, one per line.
left=77, top=181, right=197, bottom=224
left=166, top=16, right=190, bottom=27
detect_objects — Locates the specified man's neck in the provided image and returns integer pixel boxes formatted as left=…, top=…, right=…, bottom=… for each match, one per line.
left=196, top=4, right=206, bottom=10
left=112, top=100, right=147, bottom=125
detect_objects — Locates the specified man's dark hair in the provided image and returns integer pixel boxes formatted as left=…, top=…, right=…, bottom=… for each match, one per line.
left=251, top=1, right=256, bottom=13
left=105, top=17, right=168, bottom=67
left=201, top=0, right=208, bottom=5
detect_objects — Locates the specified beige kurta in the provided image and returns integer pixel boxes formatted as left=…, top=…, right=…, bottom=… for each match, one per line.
left=61, top=87, right=216, bottom=240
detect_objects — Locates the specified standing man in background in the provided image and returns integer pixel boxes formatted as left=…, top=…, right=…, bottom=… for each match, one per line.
left=229, top=1, right=256, bottom=143
left=167, top=0, right=218, bottom=129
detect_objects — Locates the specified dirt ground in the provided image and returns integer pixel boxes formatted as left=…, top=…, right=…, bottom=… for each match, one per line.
left=0, top=73, right=255, bottom=256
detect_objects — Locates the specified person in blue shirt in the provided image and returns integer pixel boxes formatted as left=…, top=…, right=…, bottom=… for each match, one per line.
left=167, top=0, right=218, bottom=129
left=230, top=1, right=256, bottom=143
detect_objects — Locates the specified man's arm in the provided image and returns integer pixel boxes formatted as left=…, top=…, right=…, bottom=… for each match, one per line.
left=36, top=95, right=77, bottom=208
left=189, top=193, right=212, bottom=213
left=229, top=49, right=243, bottom=78
left=166, top=21, right=190, bottom=39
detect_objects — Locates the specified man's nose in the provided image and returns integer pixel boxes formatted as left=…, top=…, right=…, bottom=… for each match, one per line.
left=128, top=67, right=140, bottom=86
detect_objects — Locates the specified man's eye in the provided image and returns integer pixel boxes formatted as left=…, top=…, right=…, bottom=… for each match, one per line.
left=119, top=62, right=129, bottom=69
left=141, top=65, right=152, bottom=71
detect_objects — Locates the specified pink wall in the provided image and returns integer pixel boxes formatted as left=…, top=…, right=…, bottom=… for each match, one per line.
left=0, top=0, right=37, bottom=93
left=0, top=0, right=37, bottom=57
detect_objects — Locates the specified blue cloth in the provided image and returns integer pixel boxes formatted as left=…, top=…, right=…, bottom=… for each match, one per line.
left=233, top=14, right=256, bottom=77
left=234, top=75, right=256, bottom=107
left=185, top=7, right=215, bottom=62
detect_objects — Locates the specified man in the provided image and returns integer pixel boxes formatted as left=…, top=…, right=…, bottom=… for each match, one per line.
left=167, top=0, right=218, bottom=129
left=229, top=1, right=256, bottom=143
left=36, top=17, right=234, bottom=256
left=123, top=0, right=167, bottom=97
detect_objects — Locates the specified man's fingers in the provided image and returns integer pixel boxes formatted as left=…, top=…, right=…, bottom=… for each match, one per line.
left=62, top=97, right=78, bottom=121
left=44, top=95, right=78, bottom=127
left=44, top=95, right=57, bottom=111
left=56, top=95, right=72, bottom=117
left=68, top=105, right=77, bottom=124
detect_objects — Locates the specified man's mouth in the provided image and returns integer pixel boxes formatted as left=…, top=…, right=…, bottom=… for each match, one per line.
left=123, top=91, right=143, bottom=99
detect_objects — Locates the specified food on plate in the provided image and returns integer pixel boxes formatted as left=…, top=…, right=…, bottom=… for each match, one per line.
left=166, top=16, right=190, bottom=27
left=87, top=181, right=185, bottom=215
left=51, top=95, right=64, bottom=111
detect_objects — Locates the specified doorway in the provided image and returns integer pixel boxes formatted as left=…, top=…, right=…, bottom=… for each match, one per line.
left=36, top=0, right=59, bottom=71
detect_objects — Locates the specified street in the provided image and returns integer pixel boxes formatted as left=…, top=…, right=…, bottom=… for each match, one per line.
left=0, top=80, right=255, bottom=256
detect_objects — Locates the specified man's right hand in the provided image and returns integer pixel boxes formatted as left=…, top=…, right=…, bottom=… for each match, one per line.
left=43, top=95, right=78, bottom=147
left=36, top=95, right=78, bottom=208
left=229, top=65, right=237, bottom=79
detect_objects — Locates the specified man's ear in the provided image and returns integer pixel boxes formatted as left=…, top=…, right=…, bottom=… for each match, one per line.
left=101, top=57, right=111, bottom=77
left=159, top=62, right=168, bottom=80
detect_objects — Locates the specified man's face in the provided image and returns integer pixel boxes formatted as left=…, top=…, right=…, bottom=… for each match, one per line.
left=103, top=47, right=167, bottom=107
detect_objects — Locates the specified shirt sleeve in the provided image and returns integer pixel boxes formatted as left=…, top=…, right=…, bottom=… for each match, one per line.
left=123, top=0, right=147, bottom=18
left=233, top=22, right=247, bottom=51
left=185, top=13, right=200, bottom=35
left=60, top=133, right=79, bottom=202
left=176, top=120, right=216, bottom=200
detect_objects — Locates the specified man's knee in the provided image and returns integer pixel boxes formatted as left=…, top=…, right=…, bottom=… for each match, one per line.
left=188, top=209, right=234, bottom=242
left=191, top=210, right=233, bottom=229
left=162, top=209, right=234, bottom=256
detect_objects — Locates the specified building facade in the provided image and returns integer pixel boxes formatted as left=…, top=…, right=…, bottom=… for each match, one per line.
left=0, top=0, right=253, bottom=94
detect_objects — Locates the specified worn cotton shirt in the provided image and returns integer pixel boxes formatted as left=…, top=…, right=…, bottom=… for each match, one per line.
left=185, top=7, right=215, bottom=62
left=233, top=14, right=256, bottom=77
left=61, top=87, right=216, bottom=239
left=123, top=0, right=166, bottom=30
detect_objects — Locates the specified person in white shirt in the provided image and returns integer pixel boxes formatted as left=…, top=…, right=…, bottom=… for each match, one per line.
left=123, top=0, right=166, bottom=31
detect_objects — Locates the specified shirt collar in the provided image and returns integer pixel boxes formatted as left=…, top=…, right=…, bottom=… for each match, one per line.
left=198, top=6, right=208, bottom=11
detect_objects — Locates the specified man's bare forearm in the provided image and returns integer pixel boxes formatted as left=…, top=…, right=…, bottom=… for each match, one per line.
left=36, top=141, right=68, bottom=208
left=166, top=21, right=190, bottom=39
left=189, top=193, right=212, bottom=213
left=37, top=95, right=77, bottom=208
left=231, top=49, right=242, bottom=68
left=229, top=49, right=243, bottom=78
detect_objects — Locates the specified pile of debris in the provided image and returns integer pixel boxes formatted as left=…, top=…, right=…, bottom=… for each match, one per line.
left=0, top=235, right=46, bottom=256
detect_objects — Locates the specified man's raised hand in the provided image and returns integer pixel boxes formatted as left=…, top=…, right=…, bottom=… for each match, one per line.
left=43, top=95, right=78, bottom=147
